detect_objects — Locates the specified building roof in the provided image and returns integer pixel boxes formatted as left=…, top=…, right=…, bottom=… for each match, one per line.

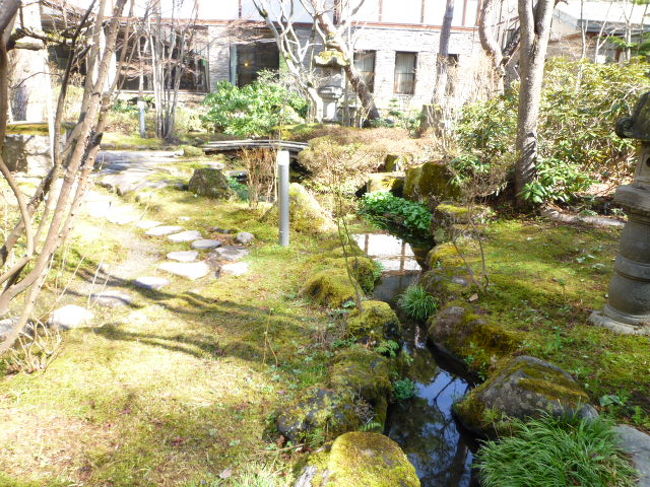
left=555, top=0, right=650, bottom=33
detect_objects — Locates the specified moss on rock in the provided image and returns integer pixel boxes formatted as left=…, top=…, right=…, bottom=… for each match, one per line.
left=426, top=242, right=464, bottom=269
left=454, top=356, right=597, bottom=437
left=433, top=203, right=494, bottom=225
left=404, top=161, right=460, bottom=204
left=347, top=300, right=401, bottom=343
left=366, top=173, right=404, bottom=194
left=188, top=168, right=233, bottom=199
left=302, top=269, right=359, bottom=308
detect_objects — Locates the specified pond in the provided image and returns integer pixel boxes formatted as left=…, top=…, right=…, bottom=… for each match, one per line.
left=355, top=232, right=479, bottom=487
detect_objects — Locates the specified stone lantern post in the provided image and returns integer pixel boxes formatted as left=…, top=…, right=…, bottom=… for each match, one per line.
left=314, top=49, right=347, bottom=123
left=590, top=92, right=650, bottom=335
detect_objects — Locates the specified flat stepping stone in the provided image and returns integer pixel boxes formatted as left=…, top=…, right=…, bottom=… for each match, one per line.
left=211, top=246, right=249, bottom=262
left=49, top=305, right=95, bottom=330
left=167, top=250, right=199, bottom=262
left=159, top=261, right=210, bottom=280
left=136, top=219, right=162, bottom=230
left=221, top=262, right=249, bottom=276
left=146, top=225, right=184, bottom=236
left=168, top=230, right=202, bottom=243
left=192, top=239, right=222, bottom=250
left=616, top=425, right=650, bottom=486
left=84, top=200, right=112, bottom=218
left=133, top=276, right=170, bottom=290
left=107, top=212, right=138, bottom=225
left=91, top=290, right=134, bottom=308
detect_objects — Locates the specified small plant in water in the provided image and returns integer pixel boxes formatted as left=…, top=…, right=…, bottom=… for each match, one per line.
left=393, top=378, right=417, bottom=401
left=478, top=414, right=637, bottom=487
left=398, top=284, right=438, bottom=321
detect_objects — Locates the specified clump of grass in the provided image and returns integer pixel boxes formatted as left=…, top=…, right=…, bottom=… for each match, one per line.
left=393, top=378, right=417, bottom=401
left=398, top=284, right=438, bottom=321
left=478, top=414, right=637, bottom=487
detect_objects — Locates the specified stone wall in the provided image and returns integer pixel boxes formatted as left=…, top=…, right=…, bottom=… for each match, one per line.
left=2, top=134, right=51, bottom=177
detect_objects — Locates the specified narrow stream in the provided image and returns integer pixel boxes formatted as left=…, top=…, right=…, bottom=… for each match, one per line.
left=354, top=233, right=479, bottom=487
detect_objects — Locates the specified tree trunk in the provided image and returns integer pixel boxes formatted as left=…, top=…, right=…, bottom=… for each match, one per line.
left=478, top=0, right=506, bottom=93
left=515, top=0, right=555, bottom=206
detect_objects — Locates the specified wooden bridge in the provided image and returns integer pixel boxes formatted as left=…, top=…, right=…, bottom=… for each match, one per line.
left=202, top=139, right=308, bottom=155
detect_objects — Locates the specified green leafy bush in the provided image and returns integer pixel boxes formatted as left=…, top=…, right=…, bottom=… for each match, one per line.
left=398, top=284, right=438, bottom=322
left=359, top=192, right=432, bottom=242
left=455, top=58, right=649, bottom=204
left=478, top=414, right=636, bottom=487
left=393, top=378, right=417, bottom=401
left=202, top=71, right=308, bottom=137
left=229, top=178, right=249, bottom=201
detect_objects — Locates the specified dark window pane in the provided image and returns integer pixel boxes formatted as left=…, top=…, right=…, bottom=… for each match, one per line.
left=354, top=50, right=376, bottom=92
left=394, top=52, right=417, bottom=94
left=236, top=42, right=279, bottom=87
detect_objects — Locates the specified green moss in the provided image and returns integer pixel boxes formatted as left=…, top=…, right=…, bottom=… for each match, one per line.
left=403, top=161, right=460, bottom=204
left=426, top=242, right=464, bottom=269
left=266, top=183, right=335, bottom=235
left=178, top=145, right=205, bottom=157
left=366, top=173, right=402, bottom=194
left=6, top=122, right=50, bottom=135
left=302, top=269, right=358, bottom=308
left=434, top=203, right=494, bottom=225
left=325, top=432, right=420, bottom=487
left=330, top=348, right=392, bottom=408
left=314, top=50, right=349, bottom=67
left=347, top=300, right=401, bottom=342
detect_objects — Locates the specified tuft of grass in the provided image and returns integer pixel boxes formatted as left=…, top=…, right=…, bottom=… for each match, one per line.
left=393, top=378, right=417, bottom=401
left=398, top=284, right=438, bottom=322
left=478, top=414, right=637, bottom=487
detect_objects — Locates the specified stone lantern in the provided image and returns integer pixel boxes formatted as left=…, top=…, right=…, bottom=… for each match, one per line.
left=314, top=50, right=347, bottom=122
left=590, top=92, right=650, bottom=335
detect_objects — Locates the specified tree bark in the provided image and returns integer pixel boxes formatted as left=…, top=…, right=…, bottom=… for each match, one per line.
left=515, top=0, right=555, bottom=206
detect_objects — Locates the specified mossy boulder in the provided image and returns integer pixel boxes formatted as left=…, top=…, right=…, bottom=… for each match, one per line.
left=289, top=183, right=336, bottom=234
left=403, top=161, right=460, bottom=204
left=347, top=300, right=401, bottom=343
left=427, top=305, right=523, bottom=374
left=426, top=242, right=465, bottom=269
left=276, top=388, right=362, bottom=446
left=188, top=168, right=233, bottom=199
left=180, top=145, right=205, bottom=158
left=295, top=432, right=420, bottom=487
left=366, top=173, right=404, bottom=194
left=454, top=356, right=598, bottom=437
left=302, top=270, right=358, bottom=308
left=330, top=348, right=392, bottom=425
left=433, top=203, right=494, bottom=226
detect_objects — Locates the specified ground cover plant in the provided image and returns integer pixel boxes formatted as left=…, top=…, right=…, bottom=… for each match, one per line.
left=478, top=414, right=637, bottom=487
left=398, top=284, right=438, bottom=322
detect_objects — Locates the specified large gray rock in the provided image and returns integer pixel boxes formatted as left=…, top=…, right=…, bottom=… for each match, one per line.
left=2, top=133, right=51, bottom=176
left=167, top=250, right=199, bottom=262
left=616, top=425, right=650, bottom=487
left=210, top=246, right=249, bottom=262
left=188, top=168, right=234, bottom=199
left=191, top=239, right=222, bottom=250
left=454, top=355, right=597, bottom=437
left=49, top=305, right=95, bottom=330
left=235, top=232, right=255, bottom=245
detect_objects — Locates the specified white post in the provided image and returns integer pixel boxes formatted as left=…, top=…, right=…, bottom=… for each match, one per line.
left=278, top=150, right=290, bottom=247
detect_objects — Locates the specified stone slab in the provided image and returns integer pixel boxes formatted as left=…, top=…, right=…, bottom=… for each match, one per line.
left=191, top=239, right=222, bottom=250
left=221, top=262, right=249, bottom=276
left=91, top=290, right=134, bottom=308
left=146, top=225, right=184, bottom=237
left=167, top=250, right=199, bottom=262
left=235, top=232, right=255, bottom=245
left=136, top=219, right=162, bottom=230
left=211, top=246, right=250, bottom=262
left=616, top=425, right=650, bottom=487
left=134, top=276, right=170, bottom=290
left=159, top=261, right=210, bottom=280
left=49, top=305, right=94, bottom=330
left=168, top=230, right=202, bottom=243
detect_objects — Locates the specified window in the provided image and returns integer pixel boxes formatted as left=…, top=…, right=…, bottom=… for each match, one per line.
left=394, top=52, right=417, bottom=95
left=354, top=50, right=376, bottom=92
left=236, top=42, right=279, bottom=87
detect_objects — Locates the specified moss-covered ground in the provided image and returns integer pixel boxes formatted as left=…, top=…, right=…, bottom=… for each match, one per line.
left=438, top=218, right=650, bottom=430
left=0, top=183, right=356, bottom=486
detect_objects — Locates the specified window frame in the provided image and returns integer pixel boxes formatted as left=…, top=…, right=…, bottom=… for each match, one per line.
left=353, top=50, right=376, bottom=93
left=394, top=51, right=417, bottom=95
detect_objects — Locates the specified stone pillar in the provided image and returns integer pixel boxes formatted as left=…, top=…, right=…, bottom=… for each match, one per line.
left=8, top=0, right=51, bottom=123
left=318, top=69, right=343, bottom=122
left=590, top=92, right=650, bottom=335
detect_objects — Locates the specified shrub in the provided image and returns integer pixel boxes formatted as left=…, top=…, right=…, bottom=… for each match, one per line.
left=393, top=378, right=417, bottom=401
left=478, top=414, right=637, bottom=487
left=359, top=191, right=432, bottom=243
left=202, top=71, right=308, bottom=137
left=398, top=284, right=438, bottom=321
left=455, top=58, right=649, bottom=204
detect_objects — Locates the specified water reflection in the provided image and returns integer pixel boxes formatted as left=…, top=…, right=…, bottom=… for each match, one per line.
left=354, top=233, right=421, bottom=272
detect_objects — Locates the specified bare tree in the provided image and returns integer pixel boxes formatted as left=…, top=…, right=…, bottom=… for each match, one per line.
left=301, top=0, right=380, bottom=121
left=514, top=0, right=555, bottom=206
left=478, top=0, right=520, bottom=92
left=0, top=0, right=136, bottom=353
left=252, top=0, right=324, bottom=122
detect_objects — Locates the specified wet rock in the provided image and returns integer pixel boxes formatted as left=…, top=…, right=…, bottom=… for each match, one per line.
left=235, top=232, right=255, bottom=245
left=454, top=355, right=597, bottom=437
left=276, top=388, right=362, bottom=444
left=295, top=432, right=420, bottom=487
left=49, top=305, right=95, bottom=330
left=91, top=290, right=134, bottom=308
left=615, top=425, right=650, bottom=487
left=188, top=168, right=234, bottom=199
left=133, top=276, right=170, bottom=290
left=221, top=262, right=249, bottom=276
left=146, top=225, right=184, bottom=237
left=167, top=230, right=202, bottom=243
left=167, top=250, right=199, bottom=262
left=301, top=270, right=358, bottom=308
left=159, top=261, right=210, bottom=280
left=210, top=246, right=249, bottom=261
left=191, top=239, right=222, bottom=250
left=347, top=300, right=401, bottom=343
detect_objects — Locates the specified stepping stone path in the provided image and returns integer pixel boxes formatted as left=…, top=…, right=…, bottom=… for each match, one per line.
left=616, top=425, right=650, bottom=487
left=49, top=305, right=95, bottom=330
left=159, top=261, right=211, bottom=280
left=134, top=276, right=170, bottom=290
left=136, top=219, right=162, bottom=230
left=221, top=262, right=249, bottom=276
left=167, top=250, right=199, bottom=262
left=168, top=230, right=202, bottom=243
left=91, top=290, right=134, bottom=308
left=192, top=239, right=222, bottom=250
left=211, top=246, right=250, bottom=262
left=146, top=225, right=184, bottom=237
